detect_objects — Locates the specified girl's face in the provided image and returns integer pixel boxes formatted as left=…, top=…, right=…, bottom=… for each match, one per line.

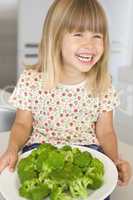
left=61, top=31, right=104, bottom=74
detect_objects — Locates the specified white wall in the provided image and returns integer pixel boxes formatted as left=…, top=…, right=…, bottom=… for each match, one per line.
left=100, top=0, right=133, bottom=145
left=100, top=0, right=133, bottom=75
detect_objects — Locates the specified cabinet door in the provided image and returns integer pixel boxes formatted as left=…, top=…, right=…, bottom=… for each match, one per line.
left=18, top=0, right=53, bottom=75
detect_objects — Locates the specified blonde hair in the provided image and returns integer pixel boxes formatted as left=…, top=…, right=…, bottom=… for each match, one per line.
left=28, top=0, right=111, bottom=96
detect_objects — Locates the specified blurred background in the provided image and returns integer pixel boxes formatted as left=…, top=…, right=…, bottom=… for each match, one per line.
left=0, top=0, right=17, bottom=88
left=0, top=0, right=133, bottom=145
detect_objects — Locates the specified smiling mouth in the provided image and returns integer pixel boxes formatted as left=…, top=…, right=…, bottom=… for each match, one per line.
left=76, top=54, right=94, bottom=64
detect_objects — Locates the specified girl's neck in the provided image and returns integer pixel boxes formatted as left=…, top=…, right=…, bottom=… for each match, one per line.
left=60, top=69, right=86, bottom=85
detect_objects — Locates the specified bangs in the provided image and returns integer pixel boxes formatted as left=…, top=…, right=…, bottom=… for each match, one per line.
left=63, top=0, right=107, bottom=34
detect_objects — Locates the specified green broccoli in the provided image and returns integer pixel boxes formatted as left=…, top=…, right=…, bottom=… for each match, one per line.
left=30, top=184, right=50, bottom=200
left=17, top=156, right=37, bottom=183
left=60, top=145, right=72, bottom=151
left=59, top=148, right=73, bottom=163
left=86, top=157, right=104, bottom=177
left=36, top=143, right=57, bottom=155
left=51, top=186, right=73, bottom=200
left=38, top=150, right=65, bottom=179
left=69, top=177, right=88, bottom=199
left=63, top=163, right=83, bottom=181
left=46, top=150, right=65, bottom=170
left=17, top=143, right=105, bottom=200
left=91, top=158, right=104, bottom=175
left=48, top=168, right=70, bottom=191
left=73, top=150, right=92, bottom=168
left=81, top=176, right=93, bottom=188
left=35, top=152, right=48, bottom=171
left=42, top=178, right=59, bottom=191
left=85, top=157, right=104, bottom=189
left=19, top=178, right=50, bottom=200
left=72, top=147, right=81, bottom=154
left=37, top=148, right=66, bottom=180
left=19, top=179, right=50, bottom=200
left=88, top=173, right=104, bottom=189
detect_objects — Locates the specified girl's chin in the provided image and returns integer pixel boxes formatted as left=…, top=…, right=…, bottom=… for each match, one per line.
left=78, top=63, right=94, bottom=72
left=76, top=60, right=97, bottom=69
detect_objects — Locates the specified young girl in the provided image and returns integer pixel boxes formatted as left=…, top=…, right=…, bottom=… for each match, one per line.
left=0, top=0, right=131, bottom=198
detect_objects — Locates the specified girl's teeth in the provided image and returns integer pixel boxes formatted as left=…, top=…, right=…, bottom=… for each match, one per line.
left=77, top=55, right=93, bottom=62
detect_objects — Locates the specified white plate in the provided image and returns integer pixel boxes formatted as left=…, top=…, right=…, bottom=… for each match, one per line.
left=0, top=145, right=118, bottom=200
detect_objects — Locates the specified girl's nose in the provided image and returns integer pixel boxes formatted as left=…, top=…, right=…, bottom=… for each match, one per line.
left=82, top=40, right=94, bottom=49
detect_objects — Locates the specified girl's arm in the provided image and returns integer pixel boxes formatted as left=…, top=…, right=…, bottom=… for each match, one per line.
left=96, top=111, right=132, bottom=186
left=95, top=110, right=119, bottom=163
left=0, top=109, right=33, bottom=172
left=7, top=109, right=33, bottom=153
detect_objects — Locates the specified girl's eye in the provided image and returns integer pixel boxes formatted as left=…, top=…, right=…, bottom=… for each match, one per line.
left=73, top=33, right=82, bottom=37
left=93, top=34, right=103, bottom=39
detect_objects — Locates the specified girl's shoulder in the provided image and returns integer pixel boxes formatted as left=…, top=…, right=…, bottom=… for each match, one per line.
left=102, top=84, right=118, bottom=98
left=99, top=84, right=120, bottom=107
left=19, top=68, right=43, bottom=86
left=21, top=68, right=42, bottom=79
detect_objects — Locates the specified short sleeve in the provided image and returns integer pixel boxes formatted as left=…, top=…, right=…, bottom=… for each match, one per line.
left=9, top=70, right=34, bottom=111
left=99, top=85, right=120, bottom=116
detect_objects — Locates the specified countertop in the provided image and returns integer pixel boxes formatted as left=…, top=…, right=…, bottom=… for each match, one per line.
left=0, top=131, right=133, bottom=200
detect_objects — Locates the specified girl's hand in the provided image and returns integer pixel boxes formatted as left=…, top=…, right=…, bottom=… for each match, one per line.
left=115, top=159, right=132, bottom=186
left=0, top=148, right=18, bottom=173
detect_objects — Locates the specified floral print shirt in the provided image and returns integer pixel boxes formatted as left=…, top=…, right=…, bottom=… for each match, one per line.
left=9, top=69, right=120, bottom=146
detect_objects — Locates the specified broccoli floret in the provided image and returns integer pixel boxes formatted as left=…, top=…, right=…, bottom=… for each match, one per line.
left=45, top=150, right=65, bottom=170
left=48, top=165, right=83, bottom=193
left=63, top=163, right=83, bottom=181
left=69, top=178, right=88, bottom=199
left=19, top=178, right=39, bottom=199
left=86, top=157, right=104, bottom=176
left=51, top=186, right=73, bottom=200
left=88, top=174, right=104, bottom=189
left=38, top=150, right=65, bottom=179
left=72, top=147, right=81, bottom=155
left=85, top=157, right=104, bottom=189
left=73, top=150, right=92, bottom=168
left=37, top=143, right=57, bottom=155
left=30, top=184, right=50, bottom=200
left=64, top=151, right=73, bottom=163
left=59, top=148, right=73, bottom=163
left=17, top=156, right=37, bottom=183
left=35, top=152, right=48, bottom=171
left=42, top=178, right=57, bottom=190
left=34, top=143, right=58, bottom=171
left=82, top=176, right=93, bottom=188
left=50, top=186, right=62, bottom=200
left=48, top=168, right=69, bottom=191
left=58, top=193, right=73, bottom=200
left=60, top=145, right=72, bottom=151
left=19, top=178, right=50, bottom=200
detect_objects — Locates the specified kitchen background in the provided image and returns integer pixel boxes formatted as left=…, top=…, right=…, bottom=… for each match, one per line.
left=0, top=0, right=133, bottom=146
